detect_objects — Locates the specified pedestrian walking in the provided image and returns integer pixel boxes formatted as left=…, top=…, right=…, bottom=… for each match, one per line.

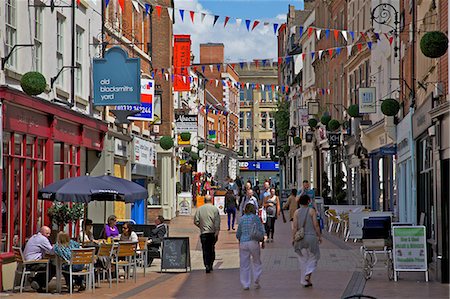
left=194, top=195, right=221, bottom=273
left=236, top=203, right=265, bottom=290
left=239, top=189, right=259, bottom=216
left=263, top=188, right=280, bottom=242
left=224, top=188, right=237, bottom=230
left=283, top=189, right=298, bottom=230
left=292, top=194, right=322, bottom=288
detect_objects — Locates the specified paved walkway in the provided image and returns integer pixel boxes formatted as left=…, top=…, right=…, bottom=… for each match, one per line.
left=3, top=213, right=449, bottom=298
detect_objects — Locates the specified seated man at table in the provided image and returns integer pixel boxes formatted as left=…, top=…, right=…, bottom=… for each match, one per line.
left=23, top=226, right=56, bottom=293
left=147, top=216, right=167, bottom=265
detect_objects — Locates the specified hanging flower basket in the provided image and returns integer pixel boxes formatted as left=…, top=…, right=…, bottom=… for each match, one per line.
left=327, top=119, right=341, bottom=131
left=180, top=132, right=191, bottom=141
left=321, top=113, right=331, bottom=126
left=190, top=152, right=199, bottom=160
left=160, top=136, right=174, bottom=150
left=283, top=145, right=290, bottom=153
left=214, top=143, right=221, bottom=149
left=237, top=150, right=244, bottom=157
left=420, top=31, right=449, bottom=58
left=197, top=143, right=205, bottom=151
left=293, top=136, right=302, bottom=145
left=347, top=104, right=360, bottom=118
left=183, top=146, right=192, bottom=153
left=308, top=118, right=318, bottom=128
left=21, top=72, right=46, bottom=96
left=381, top=99, right=400, bottom=117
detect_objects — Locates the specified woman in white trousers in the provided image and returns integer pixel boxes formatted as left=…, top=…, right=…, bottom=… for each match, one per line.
left=236, top=203, right=265, bottom=290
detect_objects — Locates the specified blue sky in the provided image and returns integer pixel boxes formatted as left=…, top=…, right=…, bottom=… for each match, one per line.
left=173, top=0, right=305, bottom=62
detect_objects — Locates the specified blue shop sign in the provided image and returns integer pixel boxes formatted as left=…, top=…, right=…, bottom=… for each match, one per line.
left=239, top=161, right=279, bottom=171
left=93, top=47, right=141, bottom=106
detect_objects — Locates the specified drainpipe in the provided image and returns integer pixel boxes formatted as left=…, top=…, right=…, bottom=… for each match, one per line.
left=410, top=0, right=417, bottom=224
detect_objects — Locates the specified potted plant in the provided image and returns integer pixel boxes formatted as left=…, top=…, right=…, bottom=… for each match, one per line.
left=197, top=143, right=205, bottom=151
left=48, top=202, right=84, bottom=231
left=215, top=143, right=221, bottom=149
left=180, top=132, right=191, bottom=142
left=293, top=136, right=302, bottom=145
left=308, top=118, right=318, bottom=128
left=160, top=136, right=174, bottom=150
left=321, top=112, right=331, bottom=126
left=183, top=146, right=192, bottom=153
left=21, top=71, right=46, bottom=96
left=420, top=31, right=448, bottom=58
left=327, top=119, right=341, bottom=131
left=347, top=104, right=360, bottom=118
left=381, top=99, right=400, bottom=117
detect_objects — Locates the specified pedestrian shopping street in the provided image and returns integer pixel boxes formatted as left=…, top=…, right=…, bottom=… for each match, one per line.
left=4, top=214, right=448, bottom=299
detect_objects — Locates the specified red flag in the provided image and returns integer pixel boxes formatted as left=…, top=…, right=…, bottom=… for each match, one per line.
left=360, top=32, right=366, bottom=40
left=271, top=85, right=274, bottom=91
left=384, top=33, right=394, bottom=45
left=255, top=60, right=259, bottom=68
left=334, top=30, right=339, bottom=41
left=190, top=11, right=195, bottom=23
left=255, top=84, right=260, bottom=90
left=156, top=5, right=162, bottom=17
left=357, top=43, right=362, bottom=51
left=328, top=48, right=334, bottom=56
left=302, top=53, right=306, bottom=61
left=308, top=27, right=314, bottom=38
left=278, top=57, right=282, bottom=64
left=224, top=16, right=230, bottom=27
left=193, top=66, right=197, bottom=72
left=286, top=86, right=289, bottom=93
left=231, top=63, right=236, bottom=69
left=252, top=20, right=260, bottom=31
left=76, top=0, right=81, bottom=6
left=118, top=0, right=124, bottom=11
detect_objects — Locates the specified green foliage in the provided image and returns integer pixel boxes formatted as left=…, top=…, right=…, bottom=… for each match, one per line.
left=420, top=31, right=448, bottom=58
left=183, top=146, right=192, bottom=153
left=278, top=150, right=285, bottom=157
left=320, top=113, right=331, bottom=126
left=381, top=99, right=400, bottom=116
left=176, top=182, right=182, bottom=194
left=347, top=104, right=360, bottom=118
left=283, top=145, right=290, bottom=153
left=308, top=118, right=318, bottom=128
left=237, top=150, right=244, bottom=156
left=21, top=72, right=46, bottom=96
left=48, top=202, right=84, bottom=228
left=190, top=152, right=199, bottom=160
left=334, top=168, right=347, bottom=204
left=293, top=136, right=302, bottom=145
left=327, top=119, right=341, bottom=131
left=215, top=143, right=221, bottom=149
left=322, top=171, right=331, bottom=200
left=197, top=143, right=205, bottom=151
left=274, top=100, right=290, bottom=144
left=180, top=132, right=191, bottom=141
left=270, top=154, right=279, bottom=162
left=160, top=136, right=174, bottom=150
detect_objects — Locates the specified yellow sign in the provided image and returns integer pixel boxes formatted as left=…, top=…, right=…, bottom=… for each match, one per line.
left=178, top=135, right=191, bottom=145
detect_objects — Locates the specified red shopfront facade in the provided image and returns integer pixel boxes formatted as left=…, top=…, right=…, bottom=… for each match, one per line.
left=0, top=87, right=107, bottom=271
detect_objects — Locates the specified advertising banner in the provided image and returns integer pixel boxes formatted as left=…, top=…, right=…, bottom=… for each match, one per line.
left=173, top=35, right=191, bottom=92
left=116, top=79, right=155, bottom=121
left=132, top=137, right=156, bottom=167
left=239, top=161, right=279, bottom=171
left=358, top=87, right=376, bottom=114
left=393, top=226, right=427, bottom=271
left=93, top=47, right=141, bottom=106
left=298, top=108, right=309, bottom=126
left=214, top=196, right=226, bottom=215
left=175, top=114, right=198, bottom=133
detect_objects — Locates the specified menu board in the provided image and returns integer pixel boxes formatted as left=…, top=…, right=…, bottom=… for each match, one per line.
left=392, top=226, right=427, bottom=272
left=161, top=237, right=191, bottom=272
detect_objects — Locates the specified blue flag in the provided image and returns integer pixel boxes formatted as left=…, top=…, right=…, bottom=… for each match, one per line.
left=179, top=9, right=184, bottom=21
left=245, top=20, right=251, bottom=31
left=273, top=23, right=279, bottom=34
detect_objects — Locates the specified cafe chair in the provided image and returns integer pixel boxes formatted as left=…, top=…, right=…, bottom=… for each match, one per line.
left=12, top=246, right=50, bottom=293
left=137, top=237, right=149, bottom=277
left=62, top=248, right=96, bottom=294
left=111, top=242, right=137, bottom=285
left=95, top=243, right=114, bottom=288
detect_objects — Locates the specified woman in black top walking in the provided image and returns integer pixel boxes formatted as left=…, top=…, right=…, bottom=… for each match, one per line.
left=224, top=188, right=238, bottom=230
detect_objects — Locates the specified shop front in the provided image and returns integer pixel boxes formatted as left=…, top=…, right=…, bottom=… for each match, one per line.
left=0, top=86, right=107, bottom=289
left=238, top=160, right=279, bottom=187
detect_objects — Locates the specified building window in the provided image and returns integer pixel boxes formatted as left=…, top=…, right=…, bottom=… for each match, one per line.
left=261, top=89, right=266, bottom=102
left=240, top=89, right=245, bottom=101
left=246, top=139, right=252, bottom=157
left=239, top=112, right=244, bottom=129
left=246, top=112, right=252, bottom=130
left=239, top=140, right=244, bottom=154
left=34, top=7, right=43, bottom=72
left=261, top=112, right=267, bottom=130
left=268, top=90, right=273, bottom=102
left=269, top=112, right=274, bottom=129
left=246, top=88, right=253, bottom=101
left=261, top=140, right=267, bottom=157
left=75, top=27, right=84, bottom=94
left=5, top=0, right=17, bottom=68
left=56, top=15, right=65, bottom=86
left=269, top=144, right=275, bottom=156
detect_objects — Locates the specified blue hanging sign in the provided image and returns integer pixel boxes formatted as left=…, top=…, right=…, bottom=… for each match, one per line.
left=93, top=47, right=141, bottom=106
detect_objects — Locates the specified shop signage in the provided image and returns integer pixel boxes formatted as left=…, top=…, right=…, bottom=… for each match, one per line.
left=396, top=115, right=412, bottom=161
left=132, top=137, right=156, bottom=167
left=208, top=130, right=216, bottom=140
left=239, top=161, right=279, bottom=171
left=392, top=226, right=428, bottom=277
left=214, top=196, right=226, bottom=215
left=177, top=135, right=190, bottom=146
left=175, top=114, right=197, bottom=133
left=116, top=79, right=155, bottom=121
left=298, top=108, right=309, bottom=126
left=173, top=35, right=191, bottom=92
left=93, top=47, right=141, bottom=106
left=412, top=97, right=433, bottom=139
left=114, top=138, right=127, bottom=157
left=328, top=132, right=341, bottom=146
left=358, top=87, right=376, bottom=114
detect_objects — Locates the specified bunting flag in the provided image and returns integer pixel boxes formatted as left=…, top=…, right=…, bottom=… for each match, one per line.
left=325, top=29, right=330, bottom=39
left=357, top=43, right=362, bottom=51
left=273, top=23, right=279, bottom=34
left=347, top=45, right=353, bottom=57
left=213, top=15, right=220, bottom=26
left=179, top=9, right=185, bottom=21
left=76, top=0, right=81, bottom=6
left=334, top=29, right=339, bottom=41
left=252, top=20, right=260, bottom=31
left=155, top=5, right=161, bottom=17
left=144, top=3, right=151, bottom=15
left=307, top=27, right=314, bottom=38
left=201, top=13, right=206, bottom=23
left=336, top=47, right=341, bottom=55
left=236, top=18, right=242, bottom=27
left=245, top=20, right=251, bottom=31
left=311, top=52, right=315, bottom=60
left=167, top=7, right=173, bottom=21
left=224, top=16, right=230, bottom=27
left=341, top=30, right=348, bottom=42
left=239, top=62, right=245, bottom=69
left=299, top=26, right=304, bottom=37
left=217, top=64, right=221, bottom=72
left=118, top=0, right=124, bottom=11
left=201, top=65, right=206, bottom=73
left=190, top=11, right=195, bottom=23
left=367, top=42, right=372, bottom=50
left=132, top=0, right=139, bottom=12
left=350, top=31, right=355, bottom=40
left=105, top=0, right=111, bottom=8
left=315, top=29, right=321, bottom=40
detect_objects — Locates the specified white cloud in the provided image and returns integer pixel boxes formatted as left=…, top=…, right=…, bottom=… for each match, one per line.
left=173, top=0, right=284, bottom=63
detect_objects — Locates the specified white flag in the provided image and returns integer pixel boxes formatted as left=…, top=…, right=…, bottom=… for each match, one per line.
left=261, top=84, right=265, bottom=90
left=209, top=65, right=213, bottom=72
left=246, top=82, right=250, bottom=89
left=132, top=0, right=140, bottom=13
left=347, top=45, right=353, bottom=57
left=165, top=73, right=169, bottom=81
left=201, top=13, right=206, bottom=23
left=341, top=31, right=348, bottom=42
left=215, top=80, right=219, bottom=87
left=182, top=76, right=186, bottom=83
left=316, top=29, right=322, bottom=40
left=167, top=8, right=173, bottom=21
left=236, top=18, right=242, bottom=28
left=318, top=50, right=324, bottom=59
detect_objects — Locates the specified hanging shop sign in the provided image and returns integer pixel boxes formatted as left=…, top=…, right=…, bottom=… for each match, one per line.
left=328, top=132, right=341, bottom=146
left=173, top=35, right=191, bottom=92
left=358, top=87, right=376, bottom=114
left=116, top=79, right=155, bottom=121
left=298, top=108, right=309, bottom=126
left=239, top=161, right=279, bottom=171
left=208, top=130, right=217, bottom=140
left=132, top=137, right=156, bottom=167
left=93, top=47, right=141, bottom=106
left=175, top=114, right=198, bottom=133
left=392, top=225, right=428, bottom=281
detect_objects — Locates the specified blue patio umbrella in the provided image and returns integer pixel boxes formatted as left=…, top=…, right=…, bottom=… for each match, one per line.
left=95, top=175, right=148, bottom=203
left=38, top=176, right=124, bottom=203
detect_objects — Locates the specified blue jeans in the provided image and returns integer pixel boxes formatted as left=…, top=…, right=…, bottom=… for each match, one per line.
left=226, top=207, right=236, bottom=229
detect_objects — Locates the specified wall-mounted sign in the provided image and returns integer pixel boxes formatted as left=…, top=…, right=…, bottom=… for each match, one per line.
left=114, top=138, right=128, bottom=157
left=132, top=137, right=156, bottom=167
left=93, top=47, right=141, bottom=106
left=175, top=114, right=197, bottom=133
left=328, top=132, right=341, bottom=146
left=208, top=130, right=216, bottom=140
left=239, top=161, right=279, bottom=171
left=298, top=108, right=309, bottom=126
left=116, top=79, right=155, bottom=121
left=358, top=87, right=376, bottom=114
left=173, top=35, right=191, bottom=92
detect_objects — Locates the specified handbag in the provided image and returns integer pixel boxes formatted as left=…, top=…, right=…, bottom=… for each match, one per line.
left=259, top=208, right=267, bottom=224
left=294, top=209, right=308, bottom=242
left=251, top=220, right=264, bottom=242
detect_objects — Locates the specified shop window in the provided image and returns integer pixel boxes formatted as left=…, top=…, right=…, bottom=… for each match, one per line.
left=149, top=156, right=162, bottom=206
left=261, top=112, right=267, bottom=130
left=261, top=140, right=267, bottom=157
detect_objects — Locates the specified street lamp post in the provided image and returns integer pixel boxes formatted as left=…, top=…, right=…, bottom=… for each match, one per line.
left=254, top=146, right=259, bottom=186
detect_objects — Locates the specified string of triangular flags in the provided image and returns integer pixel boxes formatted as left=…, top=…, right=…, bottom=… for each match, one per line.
left=302, top=26, right=395, bottom=45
